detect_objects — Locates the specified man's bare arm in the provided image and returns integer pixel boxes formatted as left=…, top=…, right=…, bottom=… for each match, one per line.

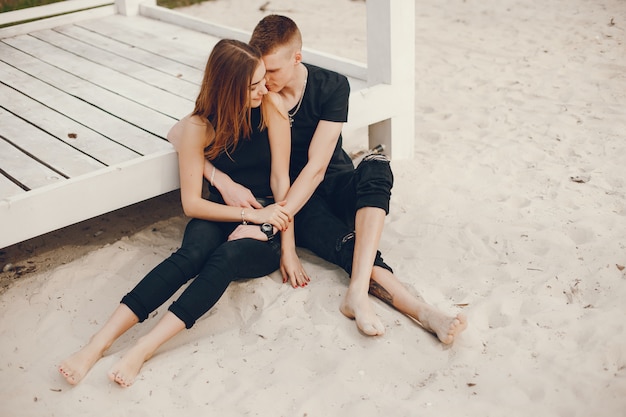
left=281, top=120, right=343, bottom=216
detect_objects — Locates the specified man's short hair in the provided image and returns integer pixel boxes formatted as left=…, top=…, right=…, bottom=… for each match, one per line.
left=250, top=14, right=302, bottom=55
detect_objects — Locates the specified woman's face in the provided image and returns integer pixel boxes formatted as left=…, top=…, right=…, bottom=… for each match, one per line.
left=249, top=61, right=268, bottom=108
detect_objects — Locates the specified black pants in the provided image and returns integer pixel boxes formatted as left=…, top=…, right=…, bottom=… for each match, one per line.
left=121, top=218, right=280, bottom=329
left=295, top=155, right=394, bottom=276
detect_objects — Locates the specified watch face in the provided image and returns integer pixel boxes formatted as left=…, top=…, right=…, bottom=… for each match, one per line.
left=261, top=223, right=272, bottom=233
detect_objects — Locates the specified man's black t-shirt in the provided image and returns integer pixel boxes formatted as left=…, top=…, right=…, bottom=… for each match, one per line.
left=289, top=63, right=354, bottom=181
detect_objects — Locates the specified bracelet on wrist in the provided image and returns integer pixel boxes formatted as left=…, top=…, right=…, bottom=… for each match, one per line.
left=210, top=166, right=216, bottom=187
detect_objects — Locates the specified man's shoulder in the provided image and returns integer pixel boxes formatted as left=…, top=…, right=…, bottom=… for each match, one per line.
left=304, top=63, right=350, bottom=99
left=305, top=63, right=349, bottom=84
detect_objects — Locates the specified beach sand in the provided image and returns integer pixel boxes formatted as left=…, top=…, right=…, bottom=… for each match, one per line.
left=1, top=0, right=625, bottom=416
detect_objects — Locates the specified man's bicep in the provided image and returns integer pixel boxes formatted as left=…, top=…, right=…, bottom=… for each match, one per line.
left=307, top=120, right=343, bottom=168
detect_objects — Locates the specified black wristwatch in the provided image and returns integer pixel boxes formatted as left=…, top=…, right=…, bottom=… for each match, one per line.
left=260, top=223, right=275, bottom=241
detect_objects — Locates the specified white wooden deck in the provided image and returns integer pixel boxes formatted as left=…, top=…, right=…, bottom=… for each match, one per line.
left=0, top=0, right=414, bottom=249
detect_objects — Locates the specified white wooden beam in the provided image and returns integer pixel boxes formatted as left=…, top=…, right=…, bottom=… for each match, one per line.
left=0, top=150, right=179, bottom=249
left=366, top=0, right=415, bottom=159
left=0, top=0, right=112, bottom=26
left=0, top=5, right=114, bottom=38
left=116, top=0, right=155, bottom=16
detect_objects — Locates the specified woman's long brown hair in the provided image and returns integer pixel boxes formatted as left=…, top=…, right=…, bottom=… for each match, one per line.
left=193, top=39, right=262, bottom=160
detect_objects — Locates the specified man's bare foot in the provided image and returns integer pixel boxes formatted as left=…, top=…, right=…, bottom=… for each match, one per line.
left=108, top=342, right=153, bottom=387
left=58, top=342, right=105, bottom=385
left=340, top=290, right=385, bottom=336
left=417, top=305, right=467, bottom=344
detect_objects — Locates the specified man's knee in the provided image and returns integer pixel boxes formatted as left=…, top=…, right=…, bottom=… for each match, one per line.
left=357, top=154, right=393, bottom=184
left=354, top=154, right=393, bottom=213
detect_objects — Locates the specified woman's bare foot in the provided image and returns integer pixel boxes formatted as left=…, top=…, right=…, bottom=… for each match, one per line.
left=417, top=305, right=467, bottom=344
left=108, top=341, right=154, bottom=387
left=340, top=290, right=385, bottom=336
left=58, top=341, right=106, bottom=385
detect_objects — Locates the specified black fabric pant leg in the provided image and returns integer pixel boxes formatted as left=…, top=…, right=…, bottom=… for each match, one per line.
left=169, top=237, right=281, bottom=328
left=320, top=155, right=394, bottom=225
left=295, top=194, right=392, bottom=276
left=121, top=218, right=226, bottom=322
left=353, top=154, right=394, bottom=212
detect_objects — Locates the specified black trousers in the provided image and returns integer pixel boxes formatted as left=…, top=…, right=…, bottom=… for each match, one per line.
left=294, top=155, right=394, bottom=276
left=121, top=218, right=280, bottom=329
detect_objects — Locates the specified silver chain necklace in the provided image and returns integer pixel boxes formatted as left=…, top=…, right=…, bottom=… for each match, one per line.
left=288, top=69, right=308, bottom=127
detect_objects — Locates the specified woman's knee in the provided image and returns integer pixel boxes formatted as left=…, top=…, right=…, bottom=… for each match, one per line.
left=177, top=219, right=224, bottom=269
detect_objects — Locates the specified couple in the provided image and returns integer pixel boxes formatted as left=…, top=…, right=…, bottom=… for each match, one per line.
left=59, top=15, right=467, bottom=388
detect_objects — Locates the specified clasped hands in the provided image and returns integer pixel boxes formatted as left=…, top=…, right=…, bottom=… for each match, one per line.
left=223, top=182, right=309, bottom=288
left=227, top=202, right=289, bottom=241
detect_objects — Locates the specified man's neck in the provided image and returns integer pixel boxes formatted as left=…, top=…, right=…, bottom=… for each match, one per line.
left=281, top=63, right=307, bottom=109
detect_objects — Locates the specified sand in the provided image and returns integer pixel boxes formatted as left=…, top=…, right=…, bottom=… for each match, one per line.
left=1, top=0, right=625, bottom=416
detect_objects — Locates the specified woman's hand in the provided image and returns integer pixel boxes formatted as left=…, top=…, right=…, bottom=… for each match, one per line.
left=280, top=249, right=310, bottom=288
left=222, top=183, right=263, bottom=208
left=227, top=224, right=267, bottom=241
left=249, top=202, right=291, bottom=231
left=214, top=172, right=263, bottom=209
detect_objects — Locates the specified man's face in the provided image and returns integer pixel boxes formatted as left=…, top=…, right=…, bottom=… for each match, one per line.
left=261, top=45, right=298, bottom=93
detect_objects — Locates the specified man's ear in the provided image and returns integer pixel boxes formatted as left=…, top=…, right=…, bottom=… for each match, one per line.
left=294, top=50, right=302, bottom=65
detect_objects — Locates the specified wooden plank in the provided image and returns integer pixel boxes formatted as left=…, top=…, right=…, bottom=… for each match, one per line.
left=54, top=24, right=204, bottom=85
left=0, top=83, right=140, bottom=166
left=0, top=43, right=178, bottom=143
left=140, top=6, right=251, bottom=45
left=0, top=58, right=174, bottom=155
left=0, top=0, right=113, bottom=26
left=0, top=5, right=115, bottom=39
left=3, top=34, right=193, bottom=119
left=0, top=173, right=25, bottom=199
left=30, top=28, right=201, bottom=100
left=0, top=134, right=65, bottom=190
left=0, top=109, right=105, bottom=180
left=0, top=149, right=180, bottom=249
left=77, top=15, right=213, bottom=70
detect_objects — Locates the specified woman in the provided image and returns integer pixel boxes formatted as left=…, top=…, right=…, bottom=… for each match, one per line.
left=58, top=39, right=308, bottom=388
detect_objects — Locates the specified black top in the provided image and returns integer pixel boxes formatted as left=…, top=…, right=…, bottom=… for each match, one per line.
left=290, top=63, right=354, bottom=180
left=207, top=106, right=273, bottom=204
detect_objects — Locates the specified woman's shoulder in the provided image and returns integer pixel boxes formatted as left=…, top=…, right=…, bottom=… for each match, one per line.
left=168, top=113, right=214, bottom=150
left=262, top=91, right=288, bottom=117
left=181, top=114, right=209, bottom=128
left=263, top=91, right=284, bottom=107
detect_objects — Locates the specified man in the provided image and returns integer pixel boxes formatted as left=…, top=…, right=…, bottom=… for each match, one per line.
left=172, top=15, right=467, bottom=342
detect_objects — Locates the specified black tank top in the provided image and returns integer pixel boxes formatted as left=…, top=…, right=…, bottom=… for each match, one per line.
left=207, top=107, right=272, bottom=203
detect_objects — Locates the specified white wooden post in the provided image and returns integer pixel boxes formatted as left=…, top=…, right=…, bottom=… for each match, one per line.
left=115, top=0, right=155, bottom=16
left=366, top=0, right=415, bottom=159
